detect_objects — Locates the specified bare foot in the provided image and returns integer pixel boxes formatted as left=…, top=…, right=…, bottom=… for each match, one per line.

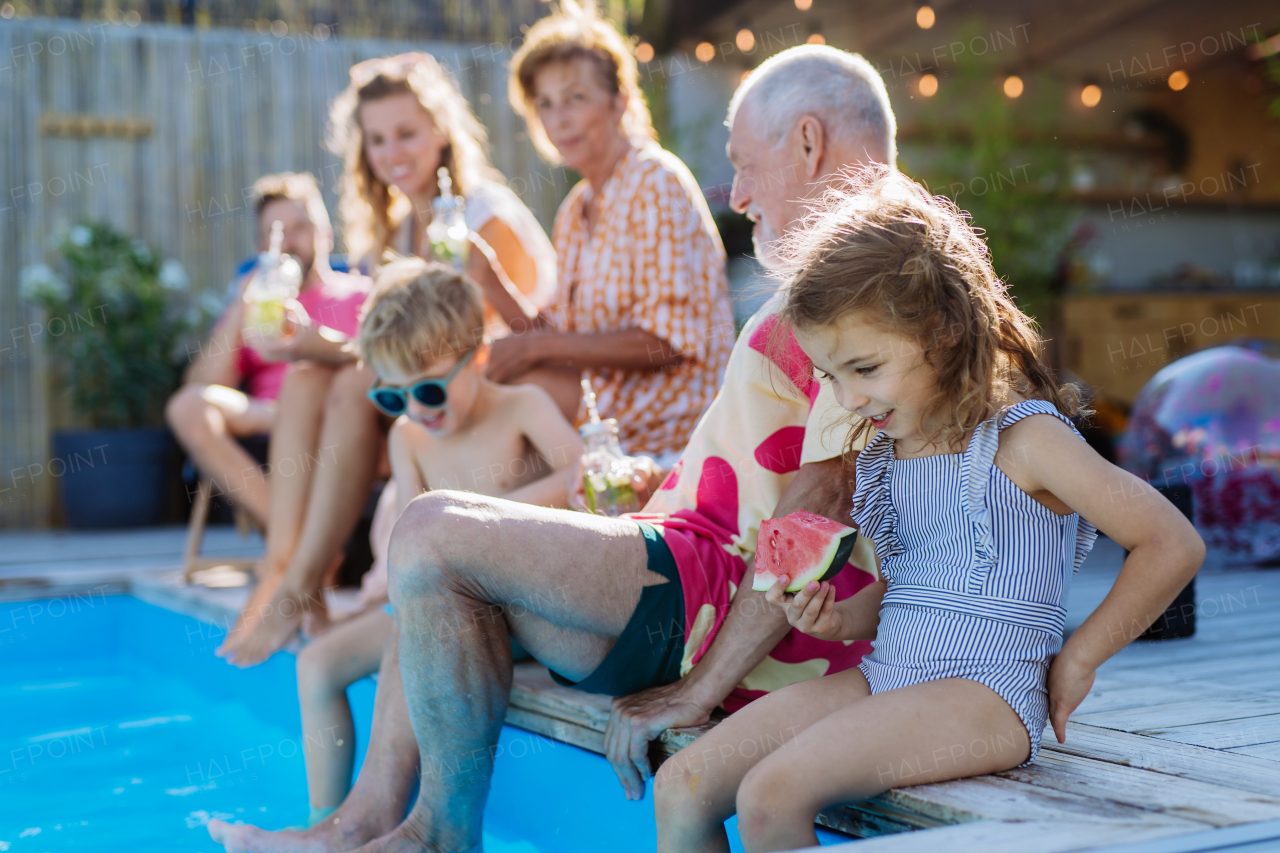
left=216, top=569, right=284, bottom=659
left=222, top=584, right=310, bottom=666
left=347, top=817, right=466, bottom=853
left=207, top=784, right=405, bottom=852
left=209, top=815, right=356, bottom=853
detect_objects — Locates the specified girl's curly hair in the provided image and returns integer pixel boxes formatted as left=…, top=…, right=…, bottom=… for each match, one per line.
left=777, top=164, right=1084, bottom=452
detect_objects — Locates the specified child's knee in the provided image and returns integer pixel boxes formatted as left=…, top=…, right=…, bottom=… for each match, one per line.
left=654, top=754, right=708, bottom=822
left=736, top=757, right=804, bottom=841
left=296, top=643, right=340, bottom=693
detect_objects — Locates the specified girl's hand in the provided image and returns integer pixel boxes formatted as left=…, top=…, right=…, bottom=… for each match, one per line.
left=1046, top=651, right=1096, bottom=744
left=765, top=578, right=845, bottom=641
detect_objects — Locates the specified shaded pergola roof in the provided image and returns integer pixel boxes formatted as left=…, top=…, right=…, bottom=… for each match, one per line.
left=642, top=0, right=1277, bottom=81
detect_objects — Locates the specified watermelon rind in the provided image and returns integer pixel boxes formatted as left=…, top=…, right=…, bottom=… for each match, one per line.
left=819, top=531, right=858, bottom=583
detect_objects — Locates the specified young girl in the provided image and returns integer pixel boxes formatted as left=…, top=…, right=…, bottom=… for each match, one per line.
left=653, top=167, right=1204, bottom=853
left=294, top=259, right=582, bottom=824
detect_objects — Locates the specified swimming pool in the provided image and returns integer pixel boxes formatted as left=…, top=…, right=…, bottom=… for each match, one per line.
left=1, top=595, right=845, bottom=851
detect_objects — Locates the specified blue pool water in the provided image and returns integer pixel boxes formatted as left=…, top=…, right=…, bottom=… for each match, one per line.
left=1, top=595, right=846, bottom=851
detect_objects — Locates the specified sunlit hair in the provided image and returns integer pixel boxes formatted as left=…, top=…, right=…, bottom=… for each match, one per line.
left=357, top=257, right=486, bottom=378
left=329, top=52, right=505, bottom=266
left=509, top=0, right=656, bottom=162
left=251, top=171, right=331, bottom=234
left=777, top=165, right=1083, bottom=452
left=726, top=45, right=896, bottom=168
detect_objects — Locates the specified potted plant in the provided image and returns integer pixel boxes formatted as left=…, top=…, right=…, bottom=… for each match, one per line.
left=20, top=222, right=209, bottom=528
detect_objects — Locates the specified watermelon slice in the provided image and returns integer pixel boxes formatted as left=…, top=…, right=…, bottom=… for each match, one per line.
left=752, top=510, right=859, bottom=592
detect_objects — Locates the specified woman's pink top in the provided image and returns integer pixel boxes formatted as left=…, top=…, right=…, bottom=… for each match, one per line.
left=237, top=273, right=370, bottom=401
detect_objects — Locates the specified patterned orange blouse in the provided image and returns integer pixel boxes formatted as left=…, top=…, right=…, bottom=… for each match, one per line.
left=551, top=143, right=735, bottom=459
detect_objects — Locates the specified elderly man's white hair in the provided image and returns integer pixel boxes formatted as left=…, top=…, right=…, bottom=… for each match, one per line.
left=727, top=45, right=897, bottom=167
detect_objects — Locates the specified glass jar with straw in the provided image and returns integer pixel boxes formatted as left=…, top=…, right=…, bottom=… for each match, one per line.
left=578, top=378, right=641, bottom=516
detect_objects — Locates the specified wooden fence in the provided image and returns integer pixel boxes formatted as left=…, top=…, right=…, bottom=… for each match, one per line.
left=0, top=17, right=573, bottom=527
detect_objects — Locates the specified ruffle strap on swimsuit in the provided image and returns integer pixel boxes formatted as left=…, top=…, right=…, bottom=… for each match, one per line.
left=849, top=432, right=904, bottom=565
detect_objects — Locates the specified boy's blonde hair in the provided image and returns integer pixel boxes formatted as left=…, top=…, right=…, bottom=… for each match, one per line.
left=777, top=165, right=1082, bottom=451
left=357, top=257, right=486, bottom=377
left=509, top=0, right=656, bottom=162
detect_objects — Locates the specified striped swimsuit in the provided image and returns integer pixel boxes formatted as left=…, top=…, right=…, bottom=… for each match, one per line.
left=851, top=399, right=1097, bottom=763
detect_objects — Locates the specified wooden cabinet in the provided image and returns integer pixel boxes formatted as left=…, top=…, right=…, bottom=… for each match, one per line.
left=1059, top=294, right=1280, bottom=405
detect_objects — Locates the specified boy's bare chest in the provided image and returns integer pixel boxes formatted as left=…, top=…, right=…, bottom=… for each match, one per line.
left=420, top=425, right=549, bottom=497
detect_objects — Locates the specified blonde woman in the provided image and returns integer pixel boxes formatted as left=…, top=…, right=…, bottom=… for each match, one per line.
left=333, top=51, right=558, bottom=336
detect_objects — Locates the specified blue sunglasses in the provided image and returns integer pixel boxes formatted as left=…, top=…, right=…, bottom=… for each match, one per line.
left=367, top=349, right=475, bottom=416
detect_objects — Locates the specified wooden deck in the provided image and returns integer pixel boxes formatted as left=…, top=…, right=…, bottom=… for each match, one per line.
left=3, top=527, right=1280, bottom=852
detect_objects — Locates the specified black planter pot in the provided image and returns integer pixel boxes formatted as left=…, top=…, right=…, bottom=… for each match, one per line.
left=52, top=427, right=177, bottom=528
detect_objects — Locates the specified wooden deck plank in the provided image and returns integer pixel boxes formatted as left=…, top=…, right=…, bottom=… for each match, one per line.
left=996, top=749, right=1280, bottom=827
left=1102, top=637, right=1280, bottom=671
left=508, top=662, right=612, bottom=732
left=503, top=707, right=605, bottom=755
left=1042, top=723, right=1280, bottom=797
left=813, top=819, right=1197, bottom=853
left=1072, top=683, right=1267, bottom=716
left=1074, top=696, right=1280, bottom=732
left=1103, top=652, right=1280, bottom=685
left=873, top=775, right=1201, bottom=828
left=1168, top=669, right=1280, bottom=693
left=1141, top=714, right=1280, bottom=750
left=1228, top=742, right=1280, bottom=762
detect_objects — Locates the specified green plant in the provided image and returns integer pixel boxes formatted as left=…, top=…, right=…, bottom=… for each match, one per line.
left=20, top=221, right=209, bottom=428
left=901, top=22, right=1078, bottom=322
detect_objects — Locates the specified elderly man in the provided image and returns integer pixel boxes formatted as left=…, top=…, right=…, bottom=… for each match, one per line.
left=209, top=44, right=896, bottom=853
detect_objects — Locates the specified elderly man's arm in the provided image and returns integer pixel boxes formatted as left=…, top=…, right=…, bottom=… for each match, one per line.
left=603, top=456, right=853, bottom=799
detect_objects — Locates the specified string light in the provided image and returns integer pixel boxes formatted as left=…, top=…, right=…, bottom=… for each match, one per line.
left=795, top=0, right=812, bottom=9
left=1168, top=70, right=1189, bottom=91
left=916, top=5, right=935, bottom=29
left=1080, top=84, right=1101, bottom=107
left=695, top=42, right=715, bottom=62
left=635, top=42, right=654, bottom=63
left=736, top=28, right=755, bottom=52
left=1003, top=75, right=1024, bottom=98
left=807, top=32, right=825, bottom=45
left=919, top=73, right=938, bottom=97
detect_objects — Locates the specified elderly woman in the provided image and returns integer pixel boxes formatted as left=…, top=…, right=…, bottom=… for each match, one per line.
left=489, top=2, right=735, bottom=463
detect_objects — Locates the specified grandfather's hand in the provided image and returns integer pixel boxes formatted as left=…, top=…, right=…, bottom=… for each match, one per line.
left=604, top=680, right=713, bottom=800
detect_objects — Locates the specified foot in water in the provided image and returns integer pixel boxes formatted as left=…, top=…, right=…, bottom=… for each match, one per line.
left=208, top=811, right=373, bottom=853
left=217, top=562, right=284, bottom=657
left=221, top=584, right=308, bottom=666
left=345, top=817, right=478, bottom=853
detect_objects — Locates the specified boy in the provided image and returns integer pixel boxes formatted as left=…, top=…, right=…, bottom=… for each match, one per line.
left=294, top=258, right=582, bottom=823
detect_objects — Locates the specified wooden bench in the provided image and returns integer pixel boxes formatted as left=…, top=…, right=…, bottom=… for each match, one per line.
left=506, top=662, right=1280, bottom=850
